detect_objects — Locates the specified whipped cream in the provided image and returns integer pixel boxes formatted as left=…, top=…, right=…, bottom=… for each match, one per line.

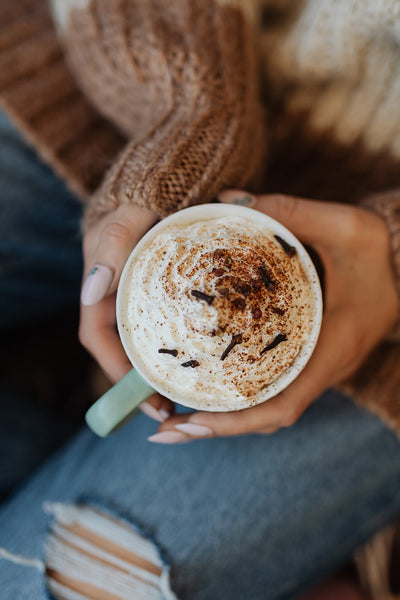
left=118, top=215, right=320, bottom=411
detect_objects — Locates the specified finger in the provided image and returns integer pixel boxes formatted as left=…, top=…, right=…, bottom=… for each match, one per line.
left=81, top=205, right=157, bottom=306
left=217, top=189, right=355, bottom=247
left=139, top=393, right=175, bottom=423
left=155, top=310, right=347, bottom=439
left=79, top=294, right=132, bottom=382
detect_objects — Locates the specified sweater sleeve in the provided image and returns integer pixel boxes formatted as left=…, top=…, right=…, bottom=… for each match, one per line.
left=361, top=189, right=400, bottom=341
left=50, top=0, right=267, bottom=228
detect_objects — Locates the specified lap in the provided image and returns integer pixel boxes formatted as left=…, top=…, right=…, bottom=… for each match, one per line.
left=1, top=390, right=400, bottom=599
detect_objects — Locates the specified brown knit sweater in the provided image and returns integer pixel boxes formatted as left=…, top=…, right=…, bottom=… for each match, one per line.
left=1, top=0, right=400, bottom=432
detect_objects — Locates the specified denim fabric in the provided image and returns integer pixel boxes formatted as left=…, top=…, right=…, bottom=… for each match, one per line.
left=1, top=113, right=400, bottom=600
left=1, top=392, right=400, bottom=600
left=0, top=112, right=83, bottom=496
left=0, top=112, right=83, bottom=329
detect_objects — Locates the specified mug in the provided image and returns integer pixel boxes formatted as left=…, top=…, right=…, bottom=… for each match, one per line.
left=85, top=203, right=323, bottom=436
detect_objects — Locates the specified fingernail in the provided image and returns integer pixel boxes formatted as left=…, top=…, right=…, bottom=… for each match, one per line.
left=174, top=423, right=214, bottom=437
left=217, top=190, right=257, bottom=207
left=147, top=431, right=189, bottom=444
left=140, top=402, right=169, bottom=423
left=159, top=408, right=171, bottom=421
left=81, top=265, right=113, bottom=306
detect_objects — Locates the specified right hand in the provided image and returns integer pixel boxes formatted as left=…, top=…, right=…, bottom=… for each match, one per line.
left=79, top=204, right=174, bottom=421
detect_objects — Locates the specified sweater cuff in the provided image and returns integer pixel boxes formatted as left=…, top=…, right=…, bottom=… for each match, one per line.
left=361, top=190, right=400, bottom=341
left=84, top=98, right=267, bottom=228
left=52, top=0, right=267, bottom=228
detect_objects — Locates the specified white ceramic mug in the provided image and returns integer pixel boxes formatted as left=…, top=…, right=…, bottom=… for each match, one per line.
left=86, top=203, right=323, bottom=436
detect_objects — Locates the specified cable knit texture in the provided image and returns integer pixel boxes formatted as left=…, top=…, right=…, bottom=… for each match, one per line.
left=55, top=0, right=268, bottom=226
left=0, top=0, right=400, bottom=434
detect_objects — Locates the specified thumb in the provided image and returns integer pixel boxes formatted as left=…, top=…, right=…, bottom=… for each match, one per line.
left=81, top=205, right=157, bottom=306
left=217, top=189, right=346, bottom=246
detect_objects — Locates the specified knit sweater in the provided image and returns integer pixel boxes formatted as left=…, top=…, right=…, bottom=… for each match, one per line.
left=1, top=0, right=400, bottom=432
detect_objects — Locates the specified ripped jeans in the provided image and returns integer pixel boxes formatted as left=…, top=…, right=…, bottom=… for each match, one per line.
left=2, top=113, right=400, bottom=600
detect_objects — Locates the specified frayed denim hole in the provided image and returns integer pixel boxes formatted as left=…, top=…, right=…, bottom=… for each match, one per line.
left=43, top=496, right=179, bottom=600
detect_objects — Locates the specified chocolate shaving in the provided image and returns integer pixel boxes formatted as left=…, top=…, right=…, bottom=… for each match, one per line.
left=221, top=334, right=243, bottom=361
left=274, top=235, right=297, bottom=257
left=260, top=333, right=287, bottom=355
left=258, top=266, right=276, bottom=291
left=191, top=290, right=215, bottom=305
left=181, top=360, right=200, bottom=368
left=233, top=297, right=246, bottom=311
left=217, top=286, right=230, bottom=297
left=158, top=348, right=178, bottom=357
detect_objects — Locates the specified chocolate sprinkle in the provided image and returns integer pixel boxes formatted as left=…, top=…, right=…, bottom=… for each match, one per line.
left=260, top=333, right=287, bottom=355
left=181, top=360, right=200, bottom=368
left=213, top=268, right=225, bottom=277
left=191, top=290, right=215, bottom=305
left=258, top=266, right=276, bottom=291
left=221, top=334, right=243, bottom=361
left=274, top=235, right=297, bottom=257
left=158, top=348, right=178, bottom=357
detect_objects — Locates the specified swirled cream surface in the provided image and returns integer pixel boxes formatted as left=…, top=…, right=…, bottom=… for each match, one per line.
left=118, top=215, right=320, bottom=411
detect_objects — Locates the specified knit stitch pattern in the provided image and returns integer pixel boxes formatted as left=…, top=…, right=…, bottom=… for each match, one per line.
left=58, top=0, right=267, bottom=227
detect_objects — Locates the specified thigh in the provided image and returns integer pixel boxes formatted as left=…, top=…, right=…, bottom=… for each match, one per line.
left=0, top=111, right=84, bottom=496
left=0, top=112, right=83, bottom=328
left=1, top=391, right=400, bottom=600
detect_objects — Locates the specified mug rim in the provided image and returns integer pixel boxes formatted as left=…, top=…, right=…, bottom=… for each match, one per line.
left=116, top=203, right=323, bottom=411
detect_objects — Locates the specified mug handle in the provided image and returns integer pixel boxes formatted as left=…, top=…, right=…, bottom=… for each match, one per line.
left=85, top=369, right=155, bottom=437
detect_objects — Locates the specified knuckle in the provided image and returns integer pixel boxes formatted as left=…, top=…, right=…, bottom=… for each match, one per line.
left=273, top=194, right=300, bottom=224
left=82, top=234, right=91, bottom=256
left=280, top=407, right=300, bottom=428
left=102, top=221, right=131, bottom=245
left=339, top=207, right=365, bottom=244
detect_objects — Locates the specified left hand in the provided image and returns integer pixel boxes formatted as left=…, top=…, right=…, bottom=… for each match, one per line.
left=148, top=191, right=399, bottom=442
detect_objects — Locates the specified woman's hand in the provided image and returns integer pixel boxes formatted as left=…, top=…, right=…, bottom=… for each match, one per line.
left=148, top=191, right=399, bottom=443
left=79, top=204, right=174, bottom=422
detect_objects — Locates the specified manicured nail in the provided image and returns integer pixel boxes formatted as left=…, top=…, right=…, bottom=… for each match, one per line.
left=81, top=265, right=113, bottom=306
left=159, top=408, right=171, bottom=421
left=140, top=402, right=169, bottom=423
left=217, top=190, right=256, bottom=207
left=174, top=423, right=214, bottom=437
left=147, top=431, right=189, bottom=444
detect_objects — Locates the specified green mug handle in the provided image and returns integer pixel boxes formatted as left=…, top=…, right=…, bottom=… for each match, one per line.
left=85, top=369, right=155, bottom=437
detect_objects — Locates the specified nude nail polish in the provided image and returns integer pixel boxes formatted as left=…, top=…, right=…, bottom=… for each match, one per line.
left=140, top=402, right=169, bottom=422
left=147, top=431, right=189, bottom=444
left=174, top=423, right=214, bottom=437
left=81, top=265, right=113, bottom=306
left=217, top=190, right=256, bottom=207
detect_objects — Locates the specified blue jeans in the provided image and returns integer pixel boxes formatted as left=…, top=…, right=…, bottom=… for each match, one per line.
left=0, top=112, right=83, bottom=496
left=1, top=113, right=400, bottom=600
